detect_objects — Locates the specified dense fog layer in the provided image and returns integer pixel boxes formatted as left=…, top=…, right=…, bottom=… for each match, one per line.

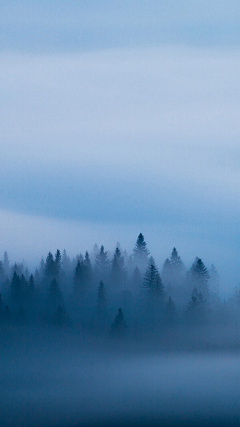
left=1, top=233, right=240, bottom=426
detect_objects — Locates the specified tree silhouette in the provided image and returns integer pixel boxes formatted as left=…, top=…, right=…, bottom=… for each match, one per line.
left=110, top=247, right=127, bottom=290
left=190, top=258, right=210, bottom=299
left=95, top=245, right=110, bottom=282
left=133, top=233, right=149, bottom=272
left=110, top=308, right=127, bottom=337
left=142, top=257, right=164, bottom=300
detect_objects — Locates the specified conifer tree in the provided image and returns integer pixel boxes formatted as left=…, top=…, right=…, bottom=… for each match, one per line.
left=97, top=280, right=107, bottom=315
left=142, top=257, right=164, bottom=300
left=95, top=245, right=110, bottom=282
left=110, top=308, right=127, bottom=337
left=55, top=249, right=62, bottom=276
left=73, top=260, right=84, bottom=297
left=82, top=251, right=92, bottom=286
left=3, top=251, right=10, bottom=278
left=0, top=261, right=6, bottom=285
left=45, top=252, right=56, bottom=279
left=190, top=258, right=210, bottom=300
left=96, top=281, right=108, bottom=329
left=133, top=233, right=149, bottom=272
left=28, top=274, right=35, bottom=297
left=110, top=247, right=127, bottom=290
left=10, top=272, right=22, bottom=306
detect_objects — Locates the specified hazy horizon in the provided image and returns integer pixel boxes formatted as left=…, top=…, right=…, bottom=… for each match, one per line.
left=1, top=2, right=240, bottom=293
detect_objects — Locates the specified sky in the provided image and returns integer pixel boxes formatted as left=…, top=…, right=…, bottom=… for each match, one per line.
left=1, top=1, right=240, bottom=293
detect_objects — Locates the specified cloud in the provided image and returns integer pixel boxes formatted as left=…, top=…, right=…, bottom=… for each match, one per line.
left=1, top=46, right=240, bottom=287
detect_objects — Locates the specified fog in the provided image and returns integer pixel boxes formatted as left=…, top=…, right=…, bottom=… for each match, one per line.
left=1, top=47, right=240, bottom=288
left=2, top=2, right=240, bottom=426
left=1, top=329, right=240, bottom=427
left=0, top=235, right=240, bottom=426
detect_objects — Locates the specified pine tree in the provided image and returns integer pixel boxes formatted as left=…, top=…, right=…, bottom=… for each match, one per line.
left=162, top=248, right=186, bottom=304
left=190, top=258, right=210, bottom=300
left=97, top=281, right=107, bottom=314
left=0, top=261, right=6, bottom=285
left=45, top=252, right=56, bottom=279
left=10, top=272, right=22, bottom=305
left=170, top=248, right=183, bottom=272
left=82, top=251, right=92, bottom=286
left=55, top=249, right=62, bottom=276
left=142, top=257, right=164, bottom=300
left=95, top=245, right=110, bottom=282
left=133, top=233, right=149, bottom=272
left=110, top=247, right=127, bottom=290
left=73, top=260, right=84, bottom=297
left=28, top=274, right=35, bottom=297
left=110, top=308, right=127, bottom=337
left=96, top=281, right=108, bottom=328
left=3, top=251, right=10, bottom=278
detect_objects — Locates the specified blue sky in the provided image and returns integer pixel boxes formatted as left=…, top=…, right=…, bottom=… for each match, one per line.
left=1, top=1, right=240, bottom=292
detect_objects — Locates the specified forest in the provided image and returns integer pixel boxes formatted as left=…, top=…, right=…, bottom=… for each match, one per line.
left=0, top=232, right=239, bottom=348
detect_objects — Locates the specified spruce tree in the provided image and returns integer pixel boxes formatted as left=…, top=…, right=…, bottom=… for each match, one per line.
left=110, top=247, right=127, bottom=290
left=73, top=260, right=84, bottom=297
left=190, top=258, right=210, bottom=300
left=110, top=308, right=127, bottom=337
left=142, top=257, right=164, bottom=300
left=0, top=261, right=5, bottom=283
left=96, top=281, right=108, bottom=329
left=10, top=272, right=22, bottom=306
left=97, top=281, right=107, bottom=315
left=95, top=245, right=110, bottom=282
left=45, top=252, right=56, bottom=279
left=55, top=249, right=62, bottom=276
left=3, top=251, right=10, bottom=278
left=133, top=233, right=149, bottom=272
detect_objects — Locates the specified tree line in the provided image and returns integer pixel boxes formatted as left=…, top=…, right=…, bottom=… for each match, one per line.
left=0, top=233, right=239, bottom=337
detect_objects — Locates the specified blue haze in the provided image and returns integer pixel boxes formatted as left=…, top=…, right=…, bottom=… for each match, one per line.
left=1, top=1, right=240, bottom=292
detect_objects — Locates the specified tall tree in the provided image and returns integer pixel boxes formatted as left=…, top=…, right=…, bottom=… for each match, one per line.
left=142, top=257, right=164, bottom=300
left=190, top=258, right=210, bottom=300
left=162, top=248, right=186, bottom=305
left=96, top=280, right=108, bottom=329
left=73, top=260, right=84, bottom=298
left=95, top=245, right=110, bottom=282
left=3, top=251, right=10, bottom=278
left=45, top=252, right=56, bottom=279
left=133, top=233, right=149, bottom=272
left=110, top=308, right=127, bottom=337
left=110, top=247, right=127, bottom=290
left=10, top=272, right=23, bottom=307
left=55, top=249, right=62, bottom=276
left=140, top=257, right=165, bottom=327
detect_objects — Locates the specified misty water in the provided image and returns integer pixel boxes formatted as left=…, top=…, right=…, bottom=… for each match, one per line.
left=1, top=328, right=240, bottom=427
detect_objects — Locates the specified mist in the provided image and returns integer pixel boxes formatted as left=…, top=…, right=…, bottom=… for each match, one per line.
left=2, top=1, right=240, bottom=426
